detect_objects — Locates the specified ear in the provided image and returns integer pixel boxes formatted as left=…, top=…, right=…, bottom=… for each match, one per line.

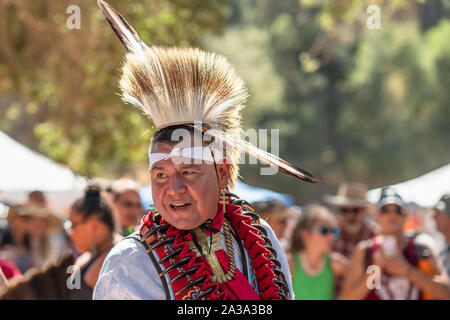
left=97, top=0, right=145, bottom=53
left=216, top=159, right=230, bottom=190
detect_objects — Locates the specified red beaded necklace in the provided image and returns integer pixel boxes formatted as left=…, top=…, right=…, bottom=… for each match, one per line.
left=137, top=193, right=290, bottom=300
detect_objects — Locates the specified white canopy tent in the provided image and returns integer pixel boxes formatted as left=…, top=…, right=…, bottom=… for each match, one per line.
left=367, top=163, right=450, bottom=207
left=0, top=130, right=86, bottom=215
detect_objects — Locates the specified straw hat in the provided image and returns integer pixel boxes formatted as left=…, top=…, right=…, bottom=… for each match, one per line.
left=324, top=182, right=371, bottom=207
left=7, top=205, right=62, bottom=232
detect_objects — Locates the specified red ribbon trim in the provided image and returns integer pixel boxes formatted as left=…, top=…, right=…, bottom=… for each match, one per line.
left=138, top=201, right=284, bottom=300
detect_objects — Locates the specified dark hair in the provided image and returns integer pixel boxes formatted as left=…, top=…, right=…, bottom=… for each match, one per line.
left=290, top=204, right=336, bottom=252
left=28, top=190, right=46, bottom=206
left=151, top=124, right=215, bottom=149
left=71, top=184, right=115, bottom=232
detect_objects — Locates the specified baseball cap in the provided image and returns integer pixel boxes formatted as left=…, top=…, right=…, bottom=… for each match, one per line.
left=435, top=194, right=450, bottom=216
left=376, top=187, right=405, bottom=209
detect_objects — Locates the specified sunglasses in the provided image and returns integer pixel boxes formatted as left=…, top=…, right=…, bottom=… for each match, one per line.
left=380, top=206, right=403, bottom=216
left=311, top=225, right=340, bottom=240
left=340, top=207, right=363, bottom=214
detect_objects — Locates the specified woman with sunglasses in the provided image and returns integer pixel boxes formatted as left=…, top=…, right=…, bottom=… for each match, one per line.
left=341, top=187, right=449, bottom=300
left=290, top=204, right=348, bottom=299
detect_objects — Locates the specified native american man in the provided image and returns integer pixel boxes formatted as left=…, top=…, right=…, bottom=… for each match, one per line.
left=93, top=0, right=319, bottom=300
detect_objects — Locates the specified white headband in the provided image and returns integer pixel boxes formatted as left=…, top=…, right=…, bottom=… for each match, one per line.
left=149, top=146, right=217, bottom=168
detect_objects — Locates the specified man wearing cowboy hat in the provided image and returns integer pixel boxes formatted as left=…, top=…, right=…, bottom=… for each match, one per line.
left=324, top=182, right=376, bottom=259
left=341, top=187, right=450, bottom=300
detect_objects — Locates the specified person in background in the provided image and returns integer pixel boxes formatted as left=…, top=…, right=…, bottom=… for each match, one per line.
left=0, top=203, right=14, bottom=250
left=0, top=253, right=74, bottom=300
left=434, top=194, right=450, bottom=277
left=27, top=191, right=47, bottom=208
left=341, top=187, right=450, bottom=300
left=65, top=184, right=121, bottom=299
left=113, top=188, right=143, bottom=237
left=26, top=206, right=64, bottom=268
left=0, top=265, right=8, bottom=292
left=290, top=204, right=348, bottom=300
left=251, top=200, right=297, bottom=252
left=324, top=182, right=376, bottom=259
left=3, top=205, right=32, bottom=274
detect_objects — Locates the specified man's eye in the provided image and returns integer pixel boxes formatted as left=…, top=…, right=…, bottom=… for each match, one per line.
left=183, top=170, right=196, bottom=175
left=156, top=172, right=167, bottom=178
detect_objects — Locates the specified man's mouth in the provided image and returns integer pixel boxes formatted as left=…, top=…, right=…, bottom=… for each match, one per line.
left=169, top=202, right=192, bottom=209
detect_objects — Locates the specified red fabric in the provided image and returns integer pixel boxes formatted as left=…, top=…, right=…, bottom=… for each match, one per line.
left=225, top=204, right=282, bottom=300
left=0, top=260, right=21, bottom=279
left=215, top=250, right=260, bottom=300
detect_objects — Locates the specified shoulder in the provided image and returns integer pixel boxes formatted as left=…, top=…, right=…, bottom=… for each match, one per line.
left=407, top=232, right=439, bottom=257
left=93, top=235, right=165, bottom=300
left=330, top=251, right=349, bottom=276
left=348, top=238, right=374, bottom=264
left=258, top=219, right=284, bottom=253
left=259, top=219, right=276, bottom=238
left=330, top=251, right=349, bottom=265
left=96, top=236, right=145, bottom=274
left=105, top=235, right=146, bottom=262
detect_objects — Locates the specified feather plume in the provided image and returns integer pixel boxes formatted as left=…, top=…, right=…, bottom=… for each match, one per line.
left=97, top=0, right=319, bottom=185
left=97, top=0, right=145, bottom=54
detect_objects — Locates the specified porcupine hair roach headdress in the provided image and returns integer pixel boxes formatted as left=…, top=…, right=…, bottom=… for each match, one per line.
left=97, top=0, right=319, bottom=187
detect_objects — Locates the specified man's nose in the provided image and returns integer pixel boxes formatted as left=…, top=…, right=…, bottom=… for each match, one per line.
left=167, top=173, right=187, bottom=194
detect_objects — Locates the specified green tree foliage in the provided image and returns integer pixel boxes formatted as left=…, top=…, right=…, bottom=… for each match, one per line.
left=1, top=0, right=449, bottom=204
left=206, top=0, right=450, bottom=202
left=0, top=0, right=227, bottom=176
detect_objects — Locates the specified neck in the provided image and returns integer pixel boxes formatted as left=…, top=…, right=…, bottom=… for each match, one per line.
left=302, top=247, right=325, bottom=269
left=95, top=235, right=113, bottom=255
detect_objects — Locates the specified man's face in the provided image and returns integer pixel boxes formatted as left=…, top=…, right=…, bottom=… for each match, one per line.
left=338, top=206, right=366, bottom=234
left=434, top=209, right=449, bottom=234
left=150, top=141, right=229, bottom=230
left=115, top=190, right=142, bottom=229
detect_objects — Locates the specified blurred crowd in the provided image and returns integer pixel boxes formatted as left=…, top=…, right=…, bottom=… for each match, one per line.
left=0, top=181, right=449, bottom=300
left=0, top=179, right=144, bottom=299
left=253, top=182, right=450, bottom=300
